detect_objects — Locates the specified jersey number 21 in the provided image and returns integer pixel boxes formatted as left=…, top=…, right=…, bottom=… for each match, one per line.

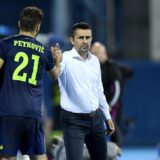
left=12, top=52, right=40, bottom=85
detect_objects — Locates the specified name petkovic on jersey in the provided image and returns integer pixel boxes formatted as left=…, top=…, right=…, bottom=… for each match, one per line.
left=13, top=40, right=44, bottom=53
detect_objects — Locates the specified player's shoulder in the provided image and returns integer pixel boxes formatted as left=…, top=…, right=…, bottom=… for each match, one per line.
left=0, top=35, right=16, bottom=50
left=0, top=35, right=15, bottom=44
left=33, top=37, right=51, bottom=53
left=19, top=35, right=51, bottom=54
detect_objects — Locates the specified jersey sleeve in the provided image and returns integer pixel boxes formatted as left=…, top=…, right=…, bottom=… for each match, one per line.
left=45, top=47, right=54, bottom=71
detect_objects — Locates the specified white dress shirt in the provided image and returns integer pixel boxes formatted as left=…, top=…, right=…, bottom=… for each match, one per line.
left=58, top=47, right=111, bottom=120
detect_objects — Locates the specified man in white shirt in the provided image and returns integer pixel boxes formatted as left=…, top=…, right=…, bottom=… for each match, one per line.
left=58, top=22, right=115, bottom=160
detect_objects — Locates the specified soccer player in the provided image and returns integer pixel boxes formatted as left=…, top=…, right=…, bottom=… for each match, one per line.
left=0, top=6, right=61, bottom=160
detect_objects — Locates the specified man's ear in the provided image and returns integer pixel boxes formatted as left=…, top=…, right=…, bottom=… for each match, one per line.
left=18, top=21, right=20, bottom=28
left=36, top=24, right=41, bottom=33
left=70, top=36, right=74, bottom=45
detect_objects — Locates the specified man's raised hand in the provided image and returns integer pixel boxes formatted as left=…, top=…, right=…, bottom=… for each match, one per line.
left=51, top=43, right=62, bottom=66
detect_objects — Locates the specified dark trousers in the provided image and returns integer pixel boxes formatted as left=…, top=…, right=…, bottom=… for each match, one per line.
left=60, top=109, right=107, bottom=160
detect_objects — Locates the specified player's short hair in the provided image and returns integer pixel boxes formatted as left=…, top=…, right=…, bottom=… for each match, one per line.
left=19, top=6, right=44, bottom=32
left=70, top=22, right=92, bottom=37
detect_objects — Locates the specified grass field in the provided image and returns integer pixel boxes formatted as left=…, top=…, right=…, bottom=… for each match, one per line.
left=51, top=130, right=63, bottom=138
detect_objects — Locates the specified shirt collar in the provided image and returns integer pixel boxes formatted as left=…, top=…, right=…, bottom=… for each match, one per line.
left=71, top=47, right=93, bottom=60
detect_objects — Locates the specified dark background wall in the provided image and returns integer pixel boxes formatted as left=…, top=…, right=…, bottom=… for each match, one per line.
left=0, top=0, right=151, bottom=59
left=122, top=61, right=160, bottom=146
left=0, top=0, right=52, bottom=33
left=123, top=0, right=150, bottom=59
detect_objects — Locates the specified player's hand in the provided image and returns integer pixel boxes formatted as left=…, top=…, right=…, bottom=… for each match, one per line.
left=105, top=119, right=115, bottom=136
left=51, top=43, right=62, bottom=66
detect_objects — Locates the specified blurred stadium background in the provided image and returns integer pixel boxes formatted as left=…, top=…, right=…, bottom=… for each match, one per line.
left=0, top=0, right=160, bottom=159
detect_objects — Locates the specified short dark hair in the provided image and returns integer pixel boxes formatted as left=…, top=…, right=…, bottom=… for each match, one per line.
left=70, top=22, right=92, bottom=37
left=19, top=6, right=44, bottom=32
